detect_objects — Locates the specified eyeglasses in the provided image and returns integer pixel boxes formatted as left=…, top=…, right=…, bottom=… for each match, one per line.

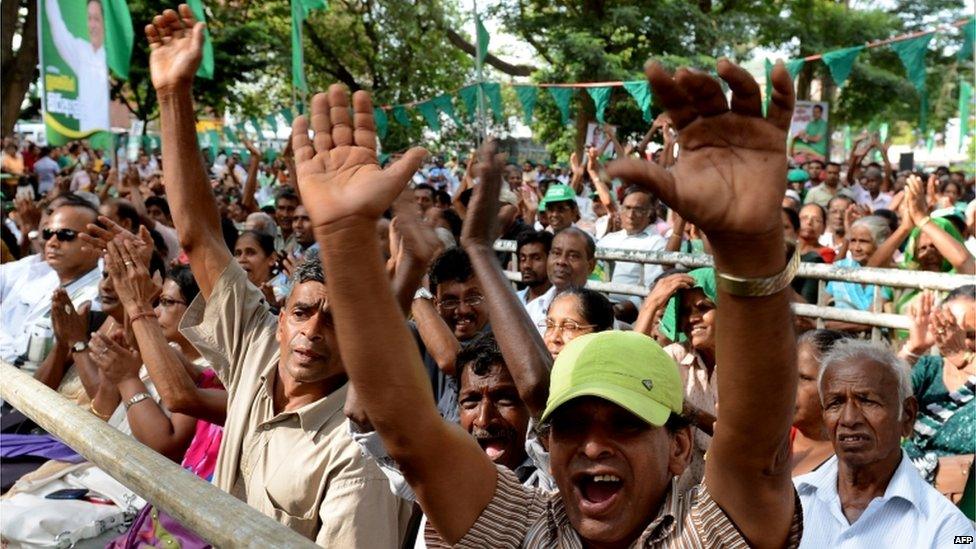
left=158, top=297, right=187, bottom=308
left=538, top=319, right=596, bottom=336
left=42, top=228, right=79, bottom=242
left=621, top=205, right=650, bottom=215
left=437, top=295, right=485, bottom=310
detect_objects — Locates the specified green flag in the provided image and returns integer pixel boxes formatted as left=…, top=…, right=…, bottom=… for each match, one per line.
left=250, top=117, right=263, bottom=136
left=222, top=126, right=238, bottom=144
left=786, top=59, right=805, bottom=80
left=296, top=102, right=306, bottom=115
left=622, top=81, right=652, bottom=123
left=206, top=129, right=221, bottom=153
left=291, top=0, right=328, bottom=92
left=586, top=87, right=612, bottom=124
left=891, top=34, right=933, bottom=93
left=392, top=106, right=412, bottom=128
left=514, top=85, right=537, bottom=125
left=476, top=15, right=489, bottom=64
left=374, top=108, right=389, bottom=139
left=100, top=0, right=133, bottom=79
left=763, top=60, right=773, bottom=116
left=187, top=0, right=214, bottom=79
left=417, top=101, right=441, bottom=131
left=925, top=129, right=935, bottom=152
left=459, top=85, right=479, bottom=121
left=482, top=82, right=504, bottom=122
left=822, top=46, right=863, bottom=88
left=960, top=80, right=973, bottom=152
left=265, top=114, right=279, bottom=132
left=548, top=87, right=574, bottom=125
left=959, top=17, right=975, bottom=61
left=279, top=107, right=295, bottom=126
left=432, top=94, right=461, bottom=126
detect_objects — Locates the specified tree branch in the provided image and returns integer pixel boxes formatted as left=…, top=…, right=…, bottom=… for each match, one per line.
left=442, top=27, right=536, bottom=77
left=303, top=23, right=362, bottom=91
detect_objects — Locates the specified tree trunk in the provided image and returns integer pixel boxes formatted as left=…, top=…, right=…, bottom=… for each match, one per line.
left=574, top=91, right=594, bottom=158
left=1, top=0, right=38, bottom=137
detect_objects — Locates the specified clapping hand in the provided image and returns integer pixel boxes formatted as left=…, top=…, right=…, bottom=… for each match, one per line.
left=51, top=289, right=91, bottom=349
left=291, top=85, right=426, bottom=229
left=105, top=239, right=160, bottom=316
left=90, top=330, right=142, bottom=385
left=80, top=215, right=154, bottom=268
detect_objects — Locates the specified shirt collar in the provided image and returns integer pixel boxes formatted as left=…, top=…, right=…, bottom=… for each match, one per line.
left=258, top=361, right=349, bottom=433
left=796, top=451, right=925, bottom=513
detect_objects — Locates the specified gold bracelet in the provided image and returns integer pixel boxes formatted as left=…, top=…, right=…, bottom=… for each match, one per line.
left=89, top=401, right=113, bottom=421
left=715, top=244, right=800, bottom=297
left=916, top=216, right=931, bottom=229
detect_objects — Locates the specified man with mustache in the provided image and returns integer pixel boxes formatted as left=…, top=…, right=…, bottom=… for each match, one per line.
left=795, top=340, right=972, bottom=547
left=515, top=230, right=553, bottom=308
left=526, top=227, right=596, bottom=334
left=297, top=58, right=804, bottom=549
left=144, top=7, right=410, bottom=545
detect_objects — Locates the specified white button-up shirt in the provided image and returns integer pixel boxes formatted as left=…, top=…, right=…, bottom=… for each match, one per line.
left=0, top=254, right=101, bottom=363
left=794, top=452, right=974, bottom=549
left=598, top=226, right=666, bottom=306
left=524, top=285, right=558, bottom=336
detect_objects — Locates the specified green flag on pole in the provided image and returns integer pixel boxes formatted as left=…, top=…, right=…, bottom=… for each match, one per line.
left=265, top=114, right=279, bottom=132
left=476, top=15, right=489, bottom=64
left=374, top=108, right=389, bottom=139
left=586, top=87, right=612, bottom=124
left=100, top=0, right=133, bottom=79
left=187, top=0, right=214, bottom=79
left=891, top=34, right=933, bottom=132
left=392, top=106, right=412, bottom=128
left=459, top=85, right=479, bottom=121
left=514, top=85, right=537, bottom=125
left=960, top=80, right=972, bottom=152
left=482, top=82, right=504, bottom=122
left=622, top=81, right=652, bottom=123
left=548, top=87, right=574, bottom=125
left=417, top=101, right=441, bottom=131
left=279, top=107, right=295, bottom=125
left=959, top=17, right=975, bottom=61
left=822, top=46, right=863, bottom=88
left=291, top=0, right=328, bottom=93
left=786, top=59, right=805, bottom=80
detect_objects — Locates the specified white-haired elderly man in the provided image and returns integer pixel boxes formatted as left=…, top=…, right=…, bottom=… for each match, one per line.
left=795, top=340, right=974, bottom=548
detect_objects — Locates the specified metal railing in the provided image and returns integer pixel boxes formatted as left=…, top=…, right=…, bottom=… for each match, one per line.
left=0, top=362, right=317, bottom=548
left=495, top=239, right=975, bottom=335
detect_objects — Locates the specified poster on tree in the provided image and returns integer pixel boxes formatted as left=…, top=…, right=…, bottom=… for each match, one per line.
left=38, top=0, right=112, bottom=146
left=788, top=100, right=830, bottom=163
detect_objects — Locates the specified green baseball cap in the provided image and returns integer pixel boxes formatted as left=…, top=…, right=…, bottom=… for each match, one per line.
left=540, top=331, right=683, bottom=427
left=787, top=168, right=810, bottom=183
left=543, top=184, right=577, bottom=207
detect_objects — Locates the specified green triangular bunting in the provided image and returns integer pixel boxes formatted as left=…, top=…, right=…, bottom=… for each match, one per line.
left=459, top=85, right=479, bottom=121
left=392, top=106, right=412, bottom=128
left=476, top=16, right=489, bottom=64
left=374, top=108, right=389, bottom=139
left=891, top=34, right=933, bottom=93
left=586, top=87, right=612, bottom=124
left=622, top=81, right=652, bottom=123
left=481, top=82, right=504, bottom=122
left=822, top=46, right=863, bottom=88
left=417, top=101, right=441, bottom=131
left=432, top=94, right=462, bottom=126
left=514, top=86, right=537, bottom=125
left=548, top=87, right=574, bottom=125
left=786, top=59, right=805, bottom=80
left=959, top=18, right=975, bottom=61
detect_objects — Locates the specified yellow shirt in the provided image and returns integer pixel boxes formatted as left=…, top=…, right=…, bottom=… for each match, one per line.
left=181, top=262, right=412, bottom=546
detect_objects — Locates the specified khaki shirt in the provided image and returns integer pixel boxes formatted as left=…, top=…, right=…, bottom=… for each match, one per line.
left=181, top=262, right=412, bottom=546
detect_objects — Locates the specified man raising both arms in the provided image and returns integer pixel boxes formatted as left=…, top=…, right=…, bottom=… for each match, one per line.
left=143, top=6, right=411, bottom=545
left=293, top=57, right=803, bottom=547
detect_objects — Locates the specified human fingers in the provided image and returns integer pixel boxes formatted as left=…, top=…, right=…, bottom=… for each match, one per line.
left=153, top=14, right=172, bottom=43
left=352, top=91, right=378, bottom=150
left=766, top=60, right=796, bottom=131
left=310, top=92, right=332, bottom=154
left=676, top=68, right=728, bottom=118
left=605, top=157, right=677, bottom=210
left=328, top=84, right=353, bottom=147
left=645, top=61, right=697, bottom=130
left=145, top=23, right=162, bottom=49
left=717, top=58, right=762, bottom=118
left=291, top=116, right=314, bottom=164
left=383, top=147, right=427, bottom=189
left=162, top=8, right=183, bottom=39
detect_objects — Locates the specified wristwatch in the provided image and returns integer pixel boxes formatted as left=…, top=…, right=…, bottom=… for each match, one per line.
left=123, top=392, right=152, bottom=411
left=70, top=340, right=88, bottom=353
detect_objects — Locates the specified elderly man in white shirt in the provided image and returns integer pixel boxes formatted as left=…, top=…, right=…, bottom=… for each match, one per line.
left=0, top=199, right=102, bottom=367
left=598, top=187, right=665, bottom=321
left=795, top=340, right=973, bottom=548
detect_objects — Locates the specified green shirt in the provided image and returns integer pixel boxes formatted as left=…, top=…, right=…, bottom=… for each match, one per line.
left=801, top=118, right=828, bottom=155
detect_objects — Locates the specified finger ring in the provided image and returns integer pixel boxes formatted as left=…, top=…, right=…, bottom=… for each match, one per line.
left=937, top=329, right=946, bottom=335
left=124, top=261, right=133, bottom=266
left=63, top=304, right=71, bottom=314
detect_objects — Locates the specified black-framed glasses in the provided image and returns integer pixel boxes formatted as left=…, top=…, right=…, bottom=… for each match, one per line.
left=42, top=228, right=79, bottom=242
left=437, top=295, right=485, bottom=311
left=158, top=297, right=187, bottom=308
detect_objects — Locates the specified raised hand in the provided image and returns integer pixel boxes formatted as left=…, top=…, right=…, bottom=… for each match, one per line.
left=586, top=146, right=600, bottom=174
left=906, top=175, right=929, bottom=225
left=607, top=59, right=795, bottom=260
left=904, top=290, right=936, bottom=356
left=291, top=85, right=426, bottom=228
left=105, top=239, right=160, bottom=316
left=51, top=289, right=91, bottom=348
left=90, top=331, right=142, bottom=385
left=392, top=191, right=443, bottom=269
left=461, top=140, right=507, bottom=250
left=80, top=215, right=154, bottom=267
left=145, top=5, right=205, bottom=94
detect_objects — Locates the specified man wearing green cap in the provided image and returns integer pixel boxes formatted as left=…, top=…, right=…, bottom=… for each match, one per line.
left=542, top=184, right=581, bottom=233
left=297, top=59, right=802, bottom=548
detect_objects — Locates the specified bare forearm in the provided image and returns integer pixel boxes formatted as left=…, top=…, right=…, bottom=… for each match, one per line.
left=34, top=344, right=71, bottom=390
left=241, top=158, right=260, bottom=212
left=117, top=377, right=192, bottom=461
left=392, top=257, right=427, bottom=315
left=589, top=172, right=617, bottom=213
left=466, top=243, right=551, bottom=416
left=131, top=318, right=207, bottom=417
left=412, top=297, right=460, bottom=375
left=92, top=381, right=121, bottom=421
left=867, top=225, right=910, bottom=267
left=922, top=223, right=975, bottom=274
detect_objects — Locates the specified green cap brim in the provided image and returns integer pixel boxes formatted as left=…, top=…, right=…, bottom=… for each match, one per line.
left=541, top=380, right=673, bottom=427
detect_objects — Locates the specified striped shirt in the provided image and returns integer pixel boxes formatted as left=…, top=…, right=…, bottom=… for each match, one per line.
left=425, top=465, right=804, bottom=548
left=795, top=451, right=974, bottom=549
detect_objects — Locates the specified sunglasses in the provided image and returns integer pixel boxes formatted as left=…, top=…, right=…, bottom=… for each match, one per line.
left=42, top=228, right=79, bottom=242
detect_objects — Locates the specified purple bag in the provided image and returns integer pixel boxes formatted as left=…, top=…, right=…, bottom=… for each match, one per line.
left=106, top=504, right=211, bottom=549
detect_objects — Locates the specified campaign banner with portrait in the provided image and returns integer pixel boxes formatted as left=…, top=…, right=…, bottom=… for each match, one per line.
left=788, top=100, right=829, bottom=163
left=38, top=0, right=132, bottom=147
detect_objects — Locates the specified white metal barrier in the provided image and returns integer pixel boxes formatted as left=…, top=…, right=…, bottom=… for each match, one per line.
left=0, top=362, right=317, bottom=548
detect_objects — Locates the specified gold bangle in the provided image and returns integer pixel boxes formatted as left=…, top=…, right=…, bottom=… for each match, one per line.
left=716, top=244, right=800, bottom=297
left=89, top=401, right=113, bottom=421
left=916, top=216, right=931, bottom=229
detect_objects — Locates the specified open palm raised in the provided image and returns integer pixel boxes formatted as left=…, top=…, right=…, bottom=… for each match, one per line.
left=607, top=59, right=795, bottom=245
left=291, top=85, right=426, bottom=228
left=145, top=5, right=205, bottom=94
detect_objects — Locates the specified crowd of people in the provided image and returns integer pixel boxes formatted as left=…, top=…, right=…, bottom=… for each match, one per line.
left=0, top=4, right=974, bottom=548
